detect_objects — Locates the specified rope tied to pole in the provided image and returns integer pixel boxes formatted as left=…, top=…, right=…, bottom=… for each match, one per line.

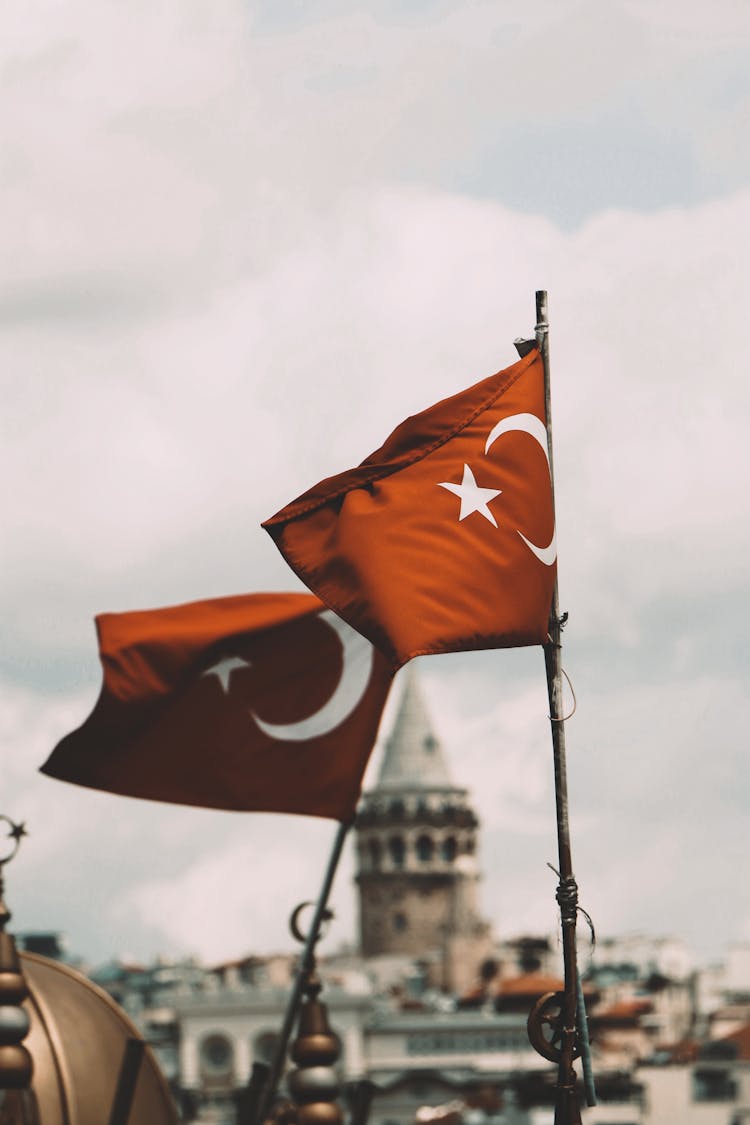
left=555, top=874, right=579, bottom=925
left=547, top=864, right=595, bottom=951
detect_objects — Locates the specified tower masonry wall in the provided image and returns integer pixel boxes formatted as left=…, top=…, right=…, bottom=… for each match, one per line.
left=357, top=871, right=483, bottom=960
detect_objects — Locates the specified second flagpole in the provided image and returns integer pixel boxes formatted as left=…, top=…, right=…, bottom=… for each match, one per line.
left=249, top=818, right=351, bottom=1125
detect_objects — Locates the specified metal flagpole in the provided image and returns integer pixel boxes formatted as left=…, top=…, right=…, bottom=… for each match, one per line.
left=535, top=290, right=583, bottom=1125
left=250, top=819, right=351, bottom=1125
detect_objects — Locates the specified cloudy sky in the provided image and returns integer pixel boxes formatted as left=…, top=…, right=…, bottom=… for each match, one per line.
left=2, top=0, right=749, bottom=970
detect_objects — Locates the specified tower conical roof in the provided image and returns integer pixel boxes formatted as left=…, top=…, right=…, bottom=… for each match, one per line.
left=374, top=666, right=456, bottom=792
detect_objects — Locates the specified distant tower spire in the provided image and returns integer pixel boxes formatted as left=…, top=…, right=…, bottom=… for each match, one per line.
left=374, top=666, right=453, bottom=792
left=354, top=667, right=491, bottom=994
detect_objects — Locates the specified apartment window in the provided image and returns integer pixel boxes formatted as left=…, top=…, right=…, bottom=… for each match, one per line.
left=200, top=1034, right=234, bottom=1074
left=693, top=1068, right=737, bottom=1102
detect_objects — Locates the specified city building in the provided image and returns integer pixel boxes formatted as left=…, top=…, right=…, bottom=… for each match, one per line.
left=83, top=671, right=750, bottom=1124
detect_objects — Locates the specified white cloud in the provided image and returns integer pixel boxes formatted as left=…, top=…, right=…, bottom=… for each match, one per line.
left=6, top=185, right=748, bottom=679
left=1, top=0, right=748, bottom=967
left=4, top=0, right=749, bottom=306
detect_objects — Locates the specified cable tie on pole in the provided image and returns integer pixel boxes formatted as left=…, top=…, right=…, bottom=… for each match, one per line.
left=547, top=864, right=579, bottom=924
left=549, top=864, right=596, bottom=957
left=545, top=614, right=568, bottom=644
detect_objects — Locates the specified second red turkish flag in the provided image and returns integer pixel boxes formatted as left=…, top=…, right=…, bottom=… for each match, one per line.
left=41, top=593, right=394, bottom=820
left=263, top=348, right=556, bottom=669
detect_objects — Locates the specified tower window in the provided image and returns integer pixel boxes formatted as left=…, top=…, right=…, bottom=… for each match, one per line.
left=389, top=798, right=405, bottom=818
left=441, top=836, right=457, bottom=862
left=368, top=838, right=382, bottom=871
left=388, top=836, right=405, bottom=868
left=415, top=834, right=434, bottom=863
left=393, top=912, right=408, bottom=932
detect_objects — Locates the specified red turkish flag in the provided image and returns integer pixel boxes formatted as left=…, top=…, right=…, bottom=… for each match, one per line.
left=41, top=593, right=394, bottom=821
left=263, top=349, right=555, bottom=669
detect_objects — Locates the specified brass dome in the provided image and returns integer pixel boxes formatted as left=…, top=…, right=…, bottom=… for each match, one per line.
left=3, top=952, right=178, bottom=1124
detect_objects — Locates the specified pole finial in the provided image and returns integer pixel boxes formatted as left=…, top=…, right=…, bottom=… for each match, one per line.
left=0, top=816, right=33, bottom=1094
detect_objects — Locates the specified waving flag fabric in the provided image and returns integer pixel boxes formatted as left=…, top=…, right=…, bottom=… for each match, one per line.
left=41, top=593, right=394, bottom=821
left=263, top=349, right=555, bottom=669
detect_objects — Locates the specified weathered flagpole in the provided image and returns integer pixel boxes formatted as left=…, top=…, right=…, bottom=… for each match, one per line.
left=250, top=819, right=351, bottom=1125
left=535, top=291, right=582, bottom=1125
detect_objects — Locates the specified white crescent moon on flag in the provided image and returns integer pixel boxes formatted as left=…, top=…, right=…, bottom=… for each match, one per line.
left=252, top=610, right=374, bottom=742
left=484, top=412, right=557, bottom=566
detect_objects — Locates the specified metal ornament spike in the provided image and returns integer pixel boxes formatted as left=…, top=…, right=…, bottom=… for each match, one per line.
left=252, top=822, right=351, bottom=1125
left=286, top=902, right=343, bottom=1125
left=0, top=818, right=34, bottom=1095
left=290, top=904, right=333, bottom=947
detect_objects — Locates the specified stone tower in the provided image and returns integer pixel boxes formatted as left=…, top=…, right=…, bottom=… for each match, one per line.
left=354, top=668, right=491, bottom=994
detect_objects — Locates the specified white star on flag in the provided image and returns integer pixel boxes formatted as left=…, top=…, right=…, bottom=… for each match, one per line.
left=204, top=655, right=250, bottom=693
left=438, top=464, right=502, bottom=527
